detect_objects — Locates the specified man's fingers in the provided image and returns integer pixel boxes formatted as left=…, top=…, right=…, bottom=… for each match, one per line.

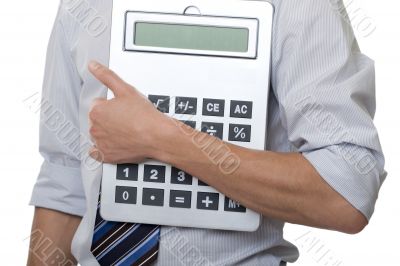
left=88, top=61, right=130, bottom=97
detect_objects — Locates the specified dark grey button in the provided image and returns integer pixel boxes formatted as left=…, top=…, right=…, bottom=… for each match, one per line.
left=171, top=167, right=193, bottom=185
left=142, top=188, right=164, bottom=206
left=175, top=97, right=197, bottom=115
left=115, top=186, right=137, bottom=204
left=143, top=165, right=166, bottom=183
left=201, top=122, right=223, bottom=139
left=197, top=192, right=219, bottom=210
left=229, top=124, right=251, bottom=142
left=169, top=190, right=192, bottom=208
left=180, top=120, right=196, bottom=129
left=116, top=164, right=138, bottom=181
left=198, top=180, right=209, bottom=186
left=224, top=197, right=246, bottom=213
left=202, top=99, right=225, bottom=117
left=148, top=95, right=170, bottom=113
left=230, top=100, right=253, bottom=118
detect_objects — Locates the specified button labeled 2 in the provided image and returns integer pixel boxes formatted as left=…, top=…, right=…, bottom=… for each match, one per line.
left=143, top=165, right=166, bottom=183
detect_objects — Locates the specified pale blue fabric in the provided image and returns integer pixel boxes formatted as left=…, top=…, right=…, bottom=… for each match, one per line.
left=30, top=0, right=386, bottom=265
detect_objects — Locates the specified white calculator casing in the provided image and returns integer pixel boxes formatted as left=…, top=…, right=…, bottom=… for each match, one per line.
left=101, top=0, right=273, bottom=232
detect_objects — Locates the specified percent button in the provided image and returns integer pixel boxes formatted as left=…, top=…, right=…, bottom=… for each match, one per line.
left=229, top=124, right=251, bottom=142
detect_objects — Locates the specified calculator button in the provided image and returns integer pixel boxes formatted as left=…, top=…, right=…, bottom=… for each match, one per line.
left=142, top=188, right=164, bottom=206
left=180, top=120, right=196, bottom=129
left=202, top=99, right=225, bottom=117
left=116, top=164, right=138, bottom=181
left=197, top=192, right=219, bottom=210
left=230, top=100, right=253, bottom=119
left=148, top=95, right=170, bottom=113
left=198, top=180, right=209, bottom=186
left=143, top=165, right=166, bottom=183
left=115, top=186, right=137, bottom=204
left=171, top=167, right=193, bottom=185
left=229, top=124, right=251, bottom=142
left=224, top=197, right=246, bottom=213
left=175, top=97, right=197, bottom=115
left=201, top=122, right=223, bottom=139
left=169, top=190, right=192, bottom=208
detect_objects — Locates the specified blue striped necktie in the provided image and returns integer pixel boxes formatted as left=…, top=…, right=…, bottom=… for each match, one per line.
left=91, top=194, right=161, bottom=266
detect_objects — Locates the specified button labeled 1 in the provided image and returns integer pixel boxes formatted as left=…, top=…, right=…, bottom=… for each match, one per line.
left=116, top=164, right=138, bottom=181
left=229, top=124, right=251, bottom=142
left=230, top=100, right=253, bottom=118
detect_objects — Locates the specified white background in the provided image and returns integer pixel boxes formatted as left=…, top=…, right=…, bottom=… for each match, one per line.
left=0, top=0, right=399, bottom=265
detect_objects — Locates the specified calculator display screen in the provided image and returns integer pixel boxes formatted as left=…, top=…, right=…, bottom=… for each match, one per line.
left=134, top=22, right=249, bottom=53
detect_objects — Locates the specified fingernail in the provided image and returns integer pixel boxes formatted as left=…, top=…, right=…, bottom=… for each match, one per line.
left=89, top=60, right=101, bottom=70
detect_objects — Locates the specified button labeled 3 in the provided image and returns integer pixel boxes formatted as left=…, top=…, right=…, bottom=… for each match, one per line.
left=171, top=167, right=193, bottom=185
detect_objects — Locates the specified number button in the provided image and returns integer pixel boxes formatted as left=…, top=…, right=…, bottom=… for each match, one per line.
left=142, top=188, right=164, bottom=206
left=201, top=122, right=224, bottom=139
left=202, top=99, right=225, bottom=117
left=148, top=95, right=170, bottom=113
left=230, top=100, right=253, bottom=119
left=224, top=197, right=246, bottom=213
left=175, top=97, right=197, bottom=115
left=171, top=167, right=193, bottom=185
left=116, top=164, right=138, bottom=181
left=169, top=190, right=192, bottom=208
left=115, top=186, right=137, bottom=204
left=143, top=165, right=166, bottom=183
left=197, top=192, right=219, bottom=210
left=229, top=124, right=251, bottom=142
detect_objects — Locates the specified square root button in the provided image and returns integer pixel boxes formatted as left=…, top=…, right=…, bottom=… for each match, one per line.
left=197, top=192, right=219, bottom=211
left=148, top=95, right=170, bottom=113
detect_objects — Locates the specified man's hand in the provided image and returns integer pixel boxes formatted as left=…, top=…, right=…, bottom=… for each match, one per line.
left=88, top=61, right=173, bottom=163
left=87, top=61, right=368, bottom=234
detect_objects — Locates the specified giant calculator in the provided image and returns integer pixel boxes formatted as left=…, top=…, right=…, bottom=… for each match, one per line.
left=101, top=0, right=273, bottom=231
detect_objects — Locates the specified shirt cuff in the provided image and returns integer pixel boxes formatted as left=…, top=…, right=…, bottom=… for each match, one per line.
left=30, top=160, right=86, bottom=217
left=303, top=145, right=383, bottom=220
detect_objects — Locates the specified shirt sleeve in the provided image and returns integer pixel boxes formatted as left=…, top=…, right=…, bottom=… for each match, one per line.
left=29, top=3, right=86, bottom=216
left=271, top=0, right=386, bottom=220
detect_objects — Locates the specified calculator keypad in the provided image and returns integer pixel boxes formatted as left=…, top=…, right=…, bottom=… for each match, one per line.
left=113, top=96, right=254, bottom=214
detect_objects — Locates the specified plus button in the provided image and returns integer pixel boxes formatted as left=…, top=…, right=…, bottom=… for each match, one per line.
left=202, top=196, right=213, bottom=208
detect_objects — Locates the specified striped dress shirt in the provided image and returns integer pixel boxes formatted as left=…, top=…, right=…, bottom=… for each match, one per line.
left=30, top=0, right=386, bottom=265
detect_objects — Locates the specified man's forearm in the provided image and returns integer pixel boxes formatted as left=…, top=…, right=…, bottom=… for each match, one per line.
left=153, top=121, right=368, bottom=234
left=27, top=208, right=81, bottom=266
